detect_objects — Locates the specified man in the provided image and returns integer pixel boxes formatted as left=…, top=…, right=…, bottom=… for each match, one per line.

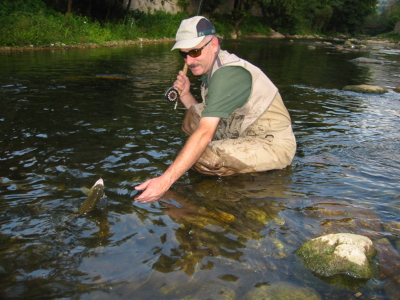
left=135, top=16, right=296, bottom=203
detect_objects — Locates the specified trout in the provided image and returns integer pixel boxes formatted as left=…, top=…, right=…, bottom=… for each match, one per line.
left=77, top=178, right=104, bottom=214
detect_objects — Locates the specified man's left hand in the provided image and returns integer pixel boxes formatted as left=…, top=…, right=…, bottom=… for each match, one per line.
left=134, top=175, right=173, bottom=203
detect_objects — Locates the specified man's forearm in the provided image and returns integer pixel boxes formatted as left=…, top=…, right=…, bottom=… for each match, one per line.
left=163, top=117, right=220, bottom=182
left=163, top=128, right=210, bottom=181
left=180, top=93, right=198, bottom=109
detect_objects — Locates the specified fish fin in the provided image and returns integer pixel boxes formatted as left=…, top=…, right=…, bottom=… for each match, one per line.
left=81, top=187, right=91, bottom=196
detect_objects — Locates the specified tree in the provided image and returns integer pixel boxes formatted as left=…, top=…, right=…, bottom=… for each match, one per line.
left=232, top=0, right=258, bottom=29
left=43, top=0, right=126, bottom=20
left=230, top=0, right=308, bottom=32
left=259, top=0, right=314, bottom=33
left=379, top=0, right=400, bottom=32
left=67, top=0, right=72, bottom=14
left=325, top=0, right=379, bottom=34
left=312, top=5, right=333, bottom=32
left=230, top=0, right=378, bottom=34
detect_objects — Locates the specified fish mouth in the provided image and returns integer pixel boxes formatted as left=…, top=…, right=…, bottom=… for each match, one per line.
left=95, top=178, right=104, bottom=186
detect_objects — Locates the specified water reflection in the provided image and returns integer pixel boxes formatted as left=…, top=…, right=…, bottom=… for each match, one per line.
left=152, top=173, right=292, bottom=276
left=0, top=39, right=400, bottom=299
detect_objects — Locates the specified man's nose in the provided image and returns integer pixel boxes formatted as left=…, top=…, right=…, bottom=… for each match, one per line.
left=185, top=55, right=195, bottom=65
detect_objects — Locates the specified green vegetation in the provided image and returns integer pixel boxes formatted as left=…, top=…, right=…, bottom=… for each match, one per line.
left=0, top=0, right=398, bottom=48
left=377, top=0, right=400, bottom=41
left=379, top=31, right=400, bottom=42
left=0, top=0, right=187, bottom=46
left=379, top=0, right=400, bottom=30
left=0, top=0, right=271, bottom=47
left=232, top=0, right=379, bottom=35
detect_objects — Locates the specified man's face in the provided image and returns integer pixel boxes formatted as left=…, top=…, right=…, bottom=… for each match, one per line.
left=180, top=37, right=219, bottom=76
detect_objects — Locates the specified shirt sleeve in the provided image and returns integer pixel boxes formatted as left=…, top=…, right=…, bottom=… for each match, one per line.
left=201, top=66, right=252, bottom=119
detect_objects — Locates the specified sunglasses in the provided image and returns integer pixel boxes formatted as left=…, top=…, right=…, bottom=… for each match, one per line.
left=179, top=38, right=213, bottom=59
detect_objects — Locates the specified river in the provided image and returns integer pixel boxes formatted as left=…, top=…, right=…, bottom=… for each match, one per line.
left=0, top=38, right=399, bottom=299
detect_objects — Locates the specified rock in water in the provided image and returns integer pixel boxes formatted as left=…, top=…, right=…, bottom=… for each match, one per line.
left=296, top=233, right=376, bottom=279
left=343, top=84, right=388, bottom=94
left=242, top=281, right=322, bottom=300
left=350, top=57, right=384, bottom=64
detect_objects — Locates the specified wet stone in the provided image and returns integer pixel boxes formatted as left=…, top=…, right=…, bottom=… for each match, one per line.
left=343, top=84, right=388, bottom=94
left=241, top=281, right=322, bottom=300
left=296, top=233, right=376, bottom=279
left=384, top=274, right=400, bottom=300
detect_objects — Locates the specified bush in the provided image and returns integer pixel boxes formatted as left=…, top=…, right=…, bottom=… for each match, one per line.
left=238, top=15, right=272, bottom=36
left=133, top=10, right=188, bottom=38
left=378, top=31, right=400, bottom=42
left=209, top=14, right=235, bottom=38
left=0, top=11, right=113, bottom=46
left=0, top=0, right=50, bottom=17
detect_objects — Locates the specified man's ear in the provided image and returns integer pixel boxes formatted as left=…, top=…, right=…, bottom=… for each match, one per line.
left=211, top=37, right=219, bottom=53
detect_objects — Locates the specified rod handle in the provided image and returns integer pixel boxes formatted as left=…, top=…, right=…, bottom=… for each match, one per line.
left=175, top=64, right=188, bottom=110
left=182, top=64, right=188, bottom=76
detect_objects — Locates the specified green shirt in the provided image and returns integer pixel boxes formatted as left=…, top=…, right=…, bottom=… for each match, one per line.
left=201, top=66, right=252, bottom=119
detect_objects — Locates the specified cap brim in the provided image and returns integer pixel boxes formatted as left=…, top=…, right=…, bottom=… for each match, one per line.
left=171, top=36, right=205, bottom=51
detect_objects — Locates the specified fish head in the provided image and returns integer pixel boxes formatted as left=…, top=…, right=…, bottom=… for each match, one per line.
left=94, top=178, right=104, bottom=186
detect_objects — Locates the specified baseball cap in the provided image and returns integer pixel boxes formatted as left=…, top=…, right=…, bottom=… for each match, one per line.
left=171, top=16, right=216, bottom=50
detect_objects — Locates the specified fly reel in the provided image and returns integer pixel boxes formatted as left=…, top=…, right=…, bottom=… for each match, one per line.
left=164, top=86, right=179, bottom=102
left=164, top=64, right=188, bottom=109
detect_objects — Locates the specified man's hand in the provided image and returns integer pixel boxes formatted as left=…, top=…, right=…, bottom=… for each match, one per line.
left=174, top=70, right=190, bottom=97
left=173, top=70, right=197, bottom=109
left=134, top=174, right=173, bottom=203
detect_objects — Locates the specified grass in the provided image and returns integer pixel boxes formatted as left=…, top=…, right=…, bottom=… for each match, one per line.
left=0, top=7, right=274, bottom=48
left=1, top=12, right=110, bottom=46
left=378, top=32, right=400, bottom=43
left=2, top=5, right=396, bottom=49
left=0, top=10, right=188, bottom=47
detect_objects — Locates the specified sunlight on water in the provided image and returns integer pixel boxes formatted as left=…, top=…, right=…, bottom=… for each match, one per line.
left=0, top=39, right=399, bottom=299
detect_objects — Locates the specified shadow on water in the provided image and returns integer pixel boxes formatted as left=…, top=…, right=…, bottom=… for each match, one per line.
left=0, top=39, right=400, bottom=299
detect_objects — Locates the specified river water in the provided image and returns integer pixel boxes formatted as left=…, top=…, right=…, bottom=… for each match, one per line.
left=0, top=38, right=399, bottom=299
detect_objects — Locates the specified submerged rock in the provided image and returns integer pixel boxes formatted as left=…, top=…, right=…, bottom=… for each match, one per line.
left=296, top=233, right=376, bottom=279
left=241, top=281, right=322, bottom=300
left=344, top=40, right=354, bottom=47
left=343, top=84, right=388, bottom=94
left=180, top=281, right=236, bottom=300
left=350, top=57, right=384, bottom=64
left=394, top=86, right=400, bottom=93
left=384, top=274, right=400, bottom=300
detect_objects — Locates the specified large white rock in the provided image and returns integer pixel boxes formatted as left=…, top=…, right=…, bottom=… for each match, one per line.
left=296, top=233, right=376, bottom=279
left=318, top=233, right=374, bottom=266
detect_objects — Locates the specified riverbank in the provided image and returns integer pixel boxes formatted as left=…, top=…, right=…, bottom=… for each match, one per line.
left=0, top=37, right=176, bottom=52
left=2, top=0, right=398, bottom=54
left=1, top=34, right=398, bottom=53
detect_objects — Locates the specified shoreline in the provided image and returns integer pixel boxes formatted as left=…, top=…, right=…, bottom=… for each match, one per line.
left=0, top=35, right=397, bottom=52
left=0, top=37, right=176, bottom=52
